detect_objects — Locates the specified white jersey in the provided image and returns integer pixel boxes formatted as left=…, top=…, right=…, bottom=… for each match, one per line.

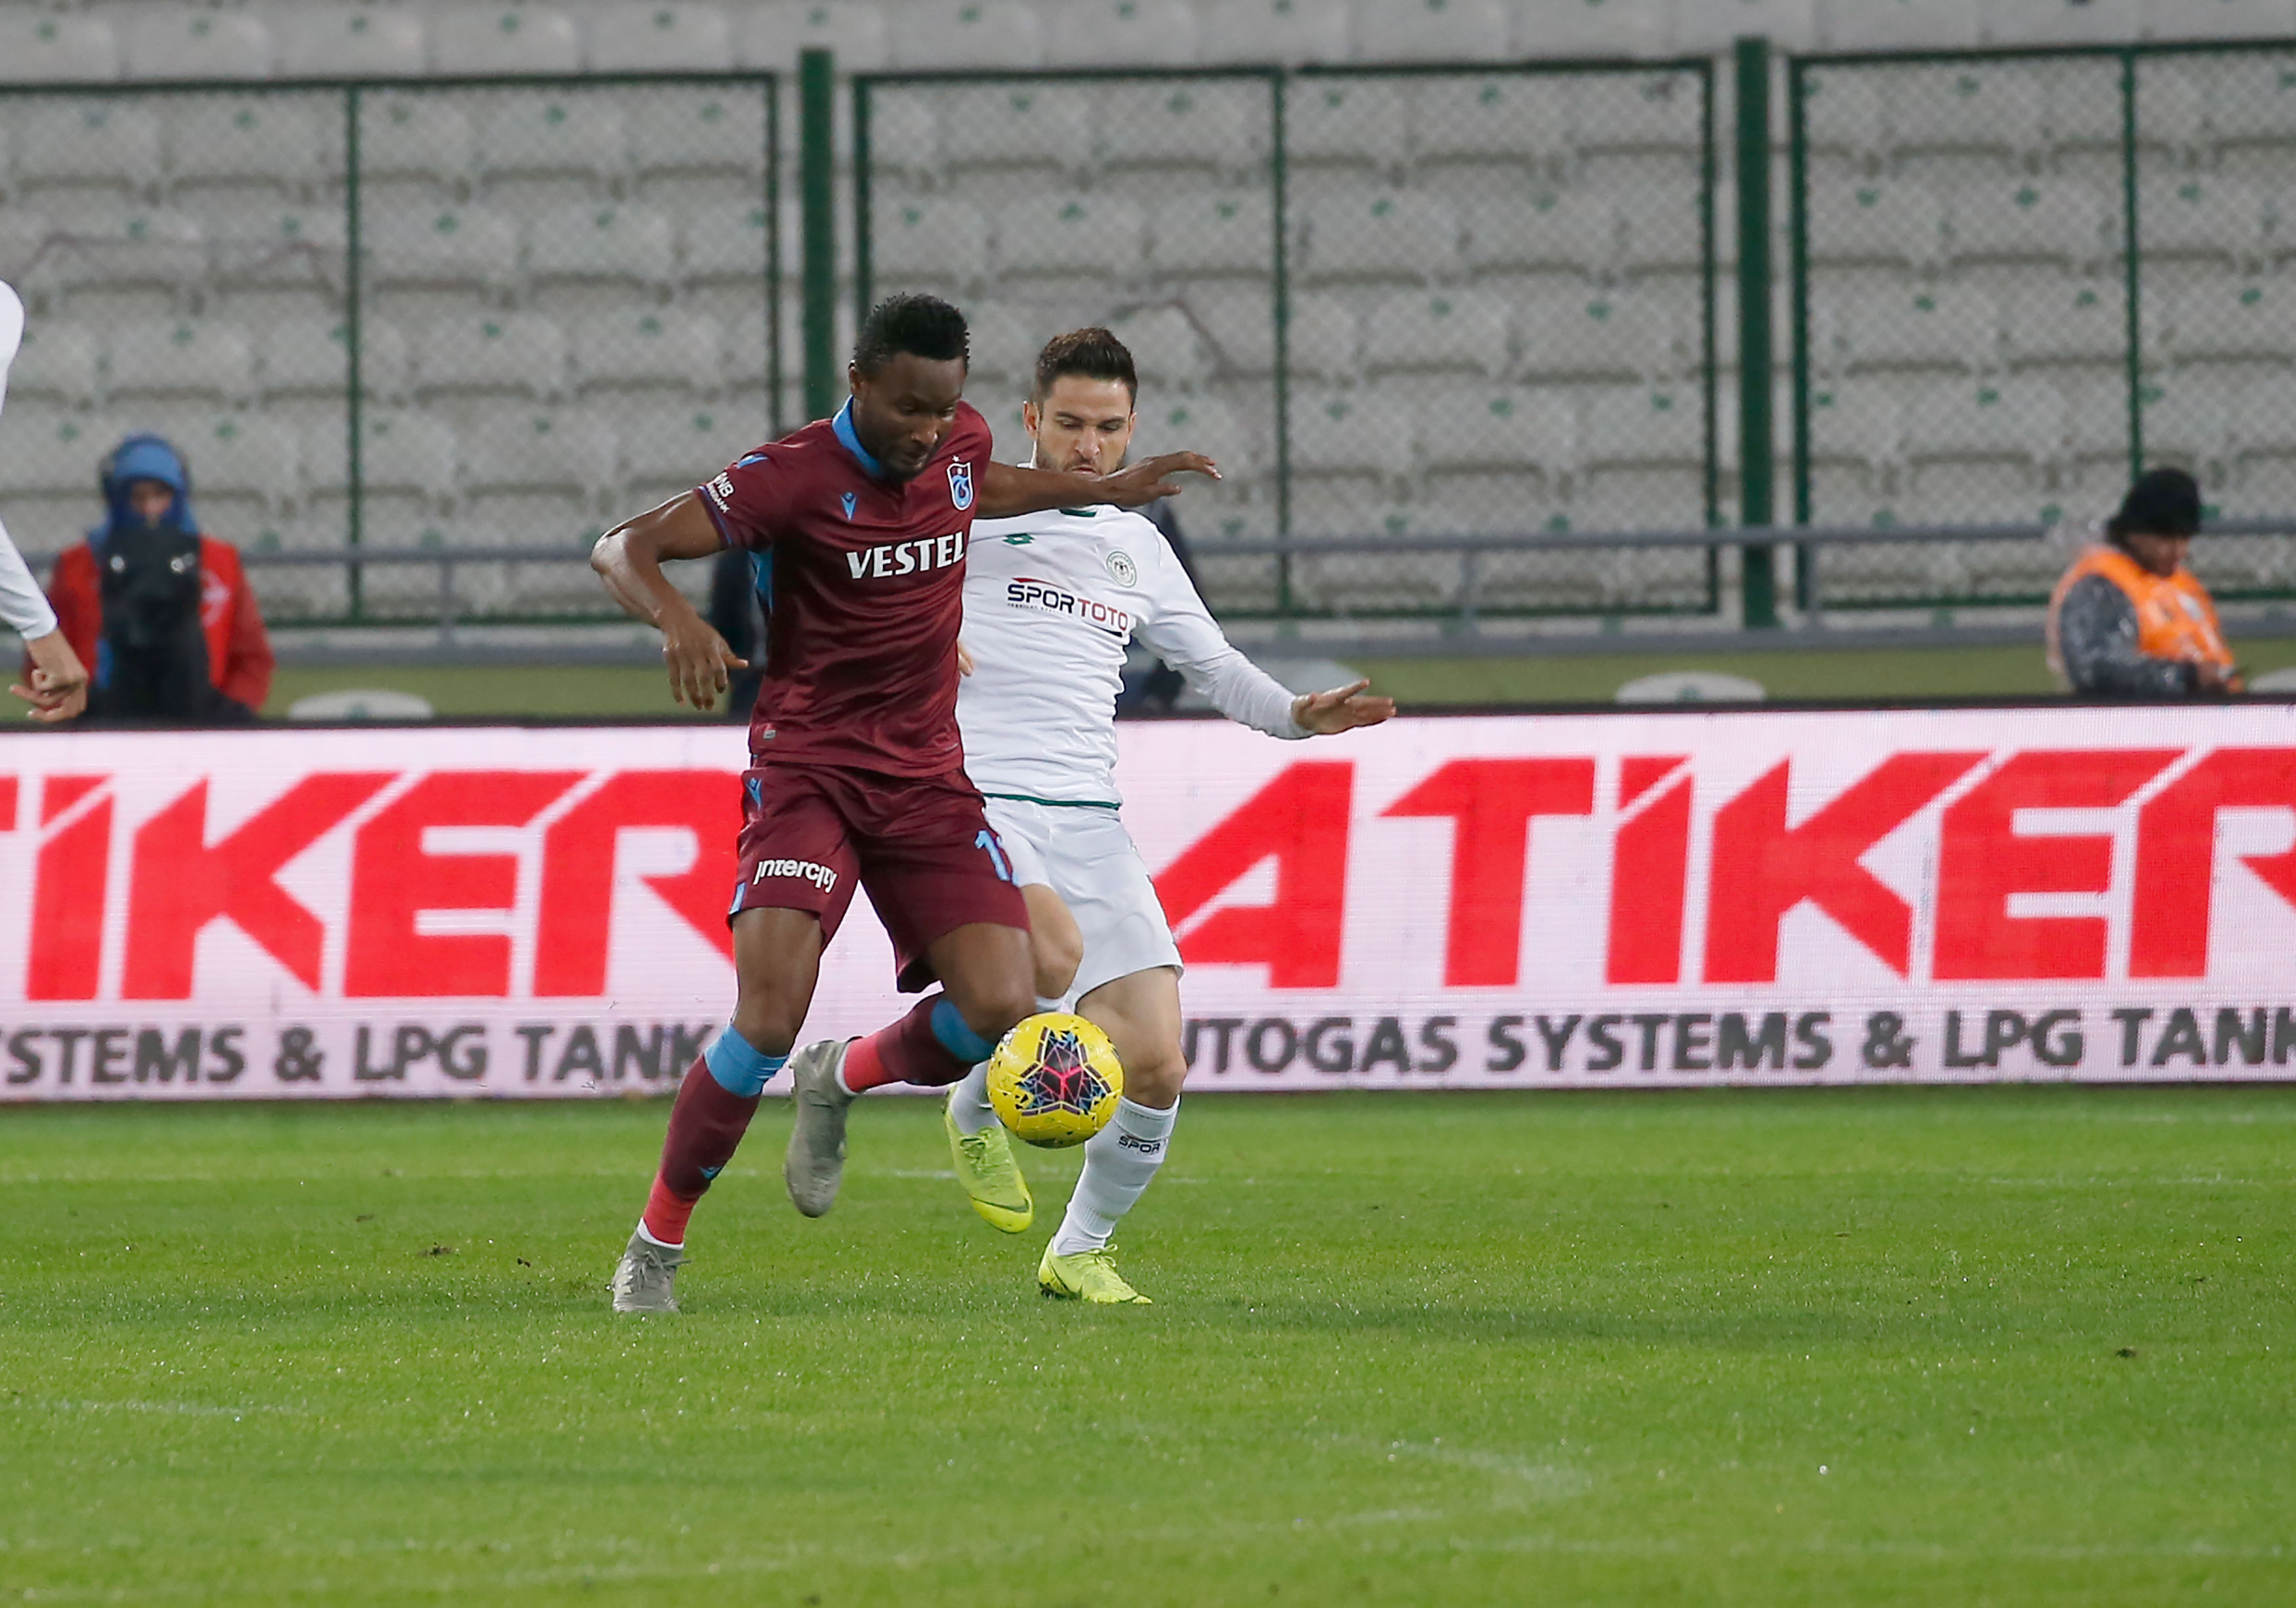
left=0, top=282, right=61, bottom=642
left=960, top=502, right=1305, bottom=805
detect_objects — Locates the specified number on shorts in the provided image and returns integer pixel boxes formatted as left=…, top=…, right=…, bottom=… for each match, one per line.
left=977, top=829, right=1014, bottom=884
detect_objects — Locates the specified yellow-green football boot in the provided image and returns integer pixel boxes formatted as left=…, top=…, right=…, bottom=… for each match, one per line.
left=1038, top=1243, right=1151, bottom=1305
left=945, top=1097, right=1033, bottom=1233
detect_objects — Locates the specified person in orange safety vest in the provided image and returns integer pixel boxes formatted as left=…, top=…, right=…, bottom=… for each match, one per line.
left=2046, top=466, right=2240, bottom=697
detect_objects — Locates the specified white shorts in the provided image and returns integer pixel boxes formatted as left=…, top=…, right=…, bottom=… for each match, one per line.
left=983, top=795, right=1182, bottom=1004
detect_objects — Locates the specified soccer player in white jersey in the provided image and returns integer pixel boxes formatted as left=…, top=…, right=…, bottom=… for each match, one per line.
left=0, top=282, right=90, bottom=720
left=947, top=328, right=1393, bottom=1303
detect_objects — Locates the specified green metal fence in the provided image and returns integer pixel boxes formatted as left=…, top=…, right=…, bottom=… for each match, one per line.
left=853, top=58, right=1722, bottom=623
left=1788, top=40, right=2296, bottom=611
left=0, top=72, right=781, bottom=627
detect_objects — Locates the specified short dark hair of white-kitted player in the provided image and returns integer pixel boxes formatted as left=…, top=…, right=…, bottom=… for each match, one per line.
left=1031, top=326, right=1138, bottom=406
left=853, top=293, right=970, bottom=377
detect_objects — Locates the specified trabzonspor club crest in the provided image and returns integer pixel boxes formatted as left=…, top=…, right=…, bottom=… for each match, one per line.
left=948, top=459, right=974, bottom=511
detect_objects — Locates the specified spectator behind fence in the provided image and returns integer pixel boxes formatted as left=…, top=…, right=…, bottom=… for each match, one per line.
left=37, top=434, right=274, bottom=722
left=2047, top=467, right=2240, bottom=699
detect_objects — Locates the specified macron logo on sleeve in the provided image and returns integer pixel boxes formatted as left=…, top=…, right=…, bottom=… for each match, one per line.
left=844, top=531, right=968, bottom=580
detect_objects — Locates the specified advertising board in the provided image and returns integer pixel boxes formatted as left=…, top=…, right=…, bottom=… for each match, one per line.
left=1, top=706, right=2291, bottom=1100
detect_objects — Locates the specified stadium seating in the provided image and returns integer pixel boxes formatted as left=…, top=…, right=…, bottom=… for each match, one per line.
left=365, top=204, right=521, bottom=298
left=1048, top=0, right=1201, bottom=67
left=4, top=320, right=102, bottom=411
left=258, top=317, right=408, bottom=404
left=893, top=1, right=1047, bottom=70
left=1411, top=75, right=1570, bottom=176
left=479, top=98, right=630, bottom=190
left=991, top=195, right=1146, bottom=281
left=1671, top=0, right=1818, bottom=54
left=1986, top=0, right=2138, bottom=45
left=1300, top=192, right=1460, bottom=283
left=1197, top=0, right=1353, bottom=64
left=1286, top=80, right=1410, bottom=175
left=935, top=85, right=1094, bottom=180
left=166, top=100, right=327, bottom=202
left=524, top=203, right=678, bottom=293
left=1354, top=0, right=1510, bottom=62
left=12, top=102, right=164, bottom=199
left=1097, top=81, right=1269, bottom=178
left=1106, top=304, right=1214, bottom=388
left=430, top=8, right=584, bottom=75
left=121, top=12, right=274, bottom=82
left=627, top=92, right=769, bottom=182
left=358, top=97, right=476, bottom=193
left=1464, top=190, right=1619, bottom=279
left=0, top=13, right=119, bottom=83
left=573, top=309, right=726, bottom=396
left=737, top=2, right=890, bottom=72
left=587, top=4, right=735, bottom=72
left=181, top=413, right=302, bottom=519
left=1525, top=0, right=1668, bottom=58
left=1357, top=291, right=1503, bottom=383
left=2144, top=0, right=2296, bottom=43
left=106, top=318, right=256, bottom=408
left=871, top=198, right=991, bottom=293
left=274, top=9, right=428, bottom=78
left=414, top=312, right=568, bottom=402
left=1823, top=0, right=1982, bottom=51
left=1147, top=192, right=1275, bottom=279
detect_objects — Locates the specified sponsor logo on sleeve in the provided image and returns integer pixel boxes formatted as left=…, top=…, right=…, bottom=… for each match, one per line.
left=706, top=472, right=736, bottom=510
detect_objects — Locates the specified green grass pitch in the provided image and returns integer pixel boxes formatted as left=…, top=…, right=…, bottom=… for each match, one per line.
left=3, top=1089, right=2290, bottom=1605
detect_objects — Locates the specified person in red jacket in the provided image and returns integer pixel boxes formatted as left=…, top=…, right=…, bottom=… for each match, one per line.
left=40, top=434, right=272, bottom=720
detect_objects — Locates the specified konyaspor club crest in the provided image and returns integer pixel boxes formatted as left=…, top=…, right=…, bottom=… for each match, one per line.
left=948, top=459, right=974, bottom=511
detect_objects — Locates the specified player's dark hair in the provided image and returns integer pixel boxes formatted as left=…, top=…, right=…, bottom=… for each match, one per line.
left=1032, top=327, right=1138, bottom=405
left=853, top=293, right=970, bottom=377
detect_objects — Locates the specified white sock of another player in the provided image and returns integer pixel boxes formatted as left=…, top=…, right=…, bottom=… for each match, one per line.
left=949, top=1061, right=997, bottom=1136
left=1052, top=1097, right=1178, bottom=1256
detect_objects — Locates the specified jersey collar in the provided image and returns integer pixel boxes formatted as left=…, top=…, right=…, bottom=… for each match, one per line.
left=832, top=400, right=888, bottom=480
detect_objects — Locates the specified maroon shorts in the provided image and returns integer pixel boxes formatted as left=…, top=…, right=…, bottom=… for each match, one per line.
left=730, top=761, right=1029, bottom=991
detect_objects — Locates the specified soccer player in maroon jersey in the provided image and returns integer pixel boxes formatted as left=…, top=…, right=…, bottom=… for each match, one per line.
left=596, top=295, right=1216, bottom=1313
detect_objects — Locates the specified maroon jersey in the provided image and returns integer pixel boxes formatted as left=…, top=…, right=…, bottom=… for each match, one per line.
left=698, top=398, right=994, bottom=775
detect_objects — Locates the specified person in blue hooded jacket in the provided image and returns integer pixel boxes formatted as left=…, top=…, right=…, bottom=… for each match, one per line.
left=39, top=433, right=273, bottom=721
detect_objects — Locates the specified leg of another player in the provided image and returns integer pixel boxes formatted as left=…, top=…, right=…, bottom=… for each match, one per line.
left=787, top=922, right=1035, bottom=1218
left=949, top=884, right=1080, bottom=1139
left=840, top=922, right=1037, bottom=1095
left=615, top=908, right=823, bottom=1310
left=1038, top=965, right=1184, bottom=1304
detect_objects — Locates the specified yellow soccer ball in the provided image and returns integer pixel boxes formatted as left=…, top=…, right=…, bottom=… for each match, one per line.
left=987, top=1012, right=1124, bottom=1149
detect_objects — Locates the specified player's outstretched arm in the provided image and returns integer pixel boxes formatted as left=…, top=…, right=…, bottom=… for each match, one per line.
left=1292, top=679, right=1395, bottom=735
left=974, top=453, right=1220, bottom=519
left=592, top=493, right=749, bottom=711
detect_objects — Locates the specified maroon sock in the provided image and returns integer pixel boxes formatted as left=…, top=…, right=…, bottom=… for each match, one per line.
left=842, top=994, right=977, bottom=1091
left=646, top=1055, right=762, bottom=1227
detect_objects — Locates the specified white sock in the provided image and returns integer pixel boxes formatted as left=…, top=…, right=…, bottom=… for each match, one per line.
left=634, top=1218, right=682, bottom=1252
left=949, top=1061, right=996, bottom=1135
left=1052, top=1097, right=1177, bottom=1256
